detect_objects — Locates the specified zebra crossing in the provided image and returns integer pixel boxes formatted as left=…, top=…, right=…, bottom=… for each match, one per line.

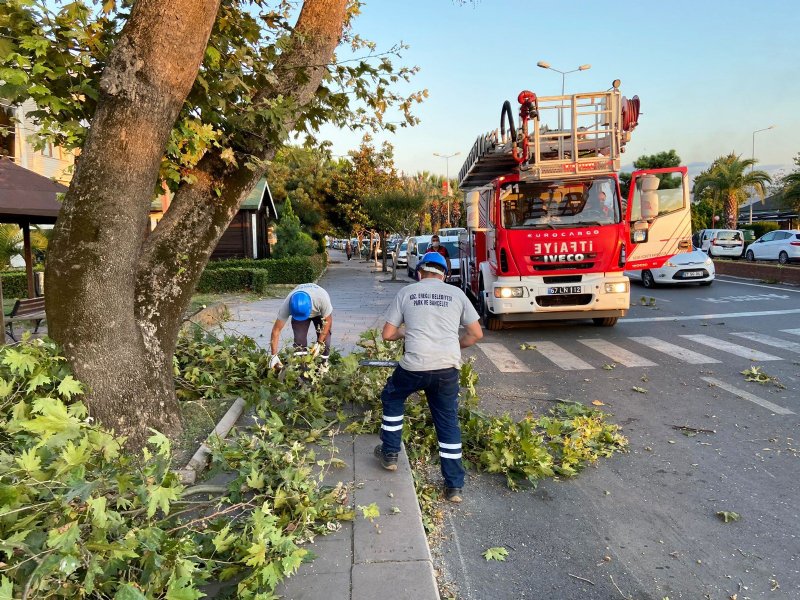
left=476, top=328, right=800, bottom=372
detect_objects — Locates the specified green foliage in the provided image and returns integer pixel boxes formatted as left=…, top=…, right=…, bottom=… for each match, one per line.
left=740, top=221, right=780, bottom=239
left=619, top=150, right=682, bottom=198
left=272, top=198, right=317, bottom=259
left=0, top=328, right=626, bottom=598
left=483, top=547, right=509, bottom=561
left=0, top=270, right=30, bottom=300
left=0, top=1, right=425, bottom=196
left=198, top=255, right=327, bottom=292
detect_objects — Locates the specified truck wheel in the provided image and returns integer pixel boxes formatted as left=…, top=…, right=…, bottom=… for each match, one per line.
left=746, top=250, right=755, bottom=262
left=779, top=251, right=789, bottom=265
left=592, top=317, right=618, bottom=327
left=479, top=287, right=503, bottom=331
left=641, top=270, right=656, bottom=288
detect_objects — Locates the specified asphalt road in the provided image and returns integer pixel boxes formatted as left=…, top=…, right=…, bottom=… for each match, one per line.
left=435, top=275, right=800, bottom=600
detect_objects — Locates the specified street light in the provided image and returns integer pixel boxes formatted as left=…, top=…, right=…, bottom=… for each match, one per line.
left=536, top=61, right=591, bottom=146
left=749, top=125, right=776, bottom=224
left=433, top=152, right=460, bottom=226
left=536, top=61, right=592, bottom=96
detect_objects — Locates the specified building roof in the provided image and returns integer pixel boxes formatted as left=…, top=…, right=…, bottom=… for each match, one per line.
left=0, top=157, right=67, bottom=223
left=738, top=193, right=798, bottom=223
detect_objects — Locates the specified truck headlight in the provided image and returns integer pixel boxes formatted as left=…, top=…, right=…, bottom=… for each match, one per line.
left=604, top=282, right=629, bottom=294
left=495, top=287, right=524, bottom=298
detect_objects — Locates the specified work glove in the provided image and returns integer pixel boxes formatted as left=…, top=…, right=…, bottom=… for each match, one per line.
left=269, top=355, right=283, bottom=370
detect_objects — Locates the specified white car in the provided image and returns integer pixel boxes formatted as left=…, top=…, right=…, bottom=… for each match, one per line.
left=406, top=234, right=461, bottom=283
left=745, top=230, right=800, bottom=264
left=625, top=248, right=715, bottom=288
left=702, top=229, right=745, bottom=259
left=394, top=239, right=408, bottom=266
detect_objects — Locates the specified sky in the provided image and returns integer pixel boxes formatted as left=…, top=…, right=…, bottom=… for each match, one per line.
left=317, top=0, right=800, bottom=183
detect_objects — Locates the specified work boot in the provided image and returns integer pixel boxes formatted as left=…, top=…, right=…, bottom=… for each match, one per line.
left=373, top=444, right=398, bottom=471
left=444, top=487, right=463, bottom=503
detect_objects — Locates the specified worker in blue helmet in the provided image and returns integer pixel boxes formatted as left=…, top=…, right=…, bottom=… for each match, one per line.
left=375, top=251, right=483, bottom=503
left=270, top=283, right=333, bottom=369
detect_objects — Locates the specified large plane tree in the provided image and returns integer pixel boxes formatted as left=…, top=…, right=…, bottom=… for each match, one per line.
left=0, top=0, right=422, bottom=448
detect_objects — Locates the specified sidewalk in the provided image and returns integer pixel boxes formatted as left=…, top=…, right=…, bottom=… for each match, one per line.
left=226, top=251, right=440, bottom=600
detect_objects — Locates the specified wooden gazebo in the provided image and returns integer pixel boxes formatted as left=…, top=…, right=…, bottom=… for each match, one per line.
left=0, top=156, right=65, bottom=299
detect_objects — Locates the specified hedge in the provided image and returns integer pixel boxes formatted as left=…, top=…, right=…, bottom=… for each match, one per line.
left=740, top=221, right=780, bottom=239
left=198, top=254, right=327, bottom=293
left=1, top=270, right=33, bottom=299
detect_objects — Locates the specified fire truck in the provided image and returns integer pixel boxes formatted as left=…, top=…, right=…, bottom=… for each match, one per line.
left=457, top=82, right=692, bottom=329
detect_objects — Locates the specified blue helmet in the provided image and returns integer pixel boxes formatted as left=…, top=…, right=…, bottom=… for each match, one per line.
left=289, top=291, right=312, bottom=321
left=417, top=251, right=449, bottom=276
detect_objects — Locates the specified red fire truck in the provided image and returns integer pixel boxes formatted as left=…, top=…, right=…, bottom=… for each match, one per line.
left=457, top=82, right=692, bottom=329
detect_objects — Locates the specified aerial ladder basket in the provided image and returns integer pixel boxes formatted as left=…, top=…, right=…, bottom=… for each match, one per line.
left=458, top=87, right=640, bottom=190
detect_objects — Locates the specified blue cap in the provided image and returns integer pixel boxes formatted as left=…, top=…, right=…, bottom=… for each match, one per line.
left=289, top=291, right=312, bottom=321
left=418, top=251, right=449, bottom=275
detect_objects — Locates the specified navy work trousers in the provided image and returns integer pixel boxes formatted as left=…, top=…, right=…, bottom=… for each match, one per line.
left=291, top=316, right=331, bottom=358
left=380, top=365, right=465, bottom=488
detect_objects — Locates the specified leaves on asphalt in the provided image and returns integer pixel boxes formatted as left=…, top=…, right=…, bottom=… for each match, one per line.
left=358, top=503, right=380, bottom=522
left=519, top=343, right=537, bottom=351
left=602, top=363, right=616, bottom=370
left=483, top=547, right=509, bottom=562
left=716, top=511, right=741, bottom=523
left=631, top=386, right=648, bottom=394
left=591, top=400, right=605, bottom=406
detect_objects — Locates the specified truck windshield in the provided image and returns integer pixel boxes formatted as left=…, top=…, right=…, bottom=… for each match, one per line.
left=499, top=177, right=619, bottom=228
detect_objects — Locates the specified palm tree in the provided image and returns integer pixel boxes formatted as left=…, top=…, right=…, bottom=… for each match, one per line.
left=693, top=154, right=772, bottom=229
left=0, top=224, right=51, bottom=268
left=780, top=171, right=800, bottom=211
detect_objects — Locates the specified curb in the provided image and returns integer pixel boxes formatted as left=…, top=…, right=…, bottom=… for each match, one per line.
left=176, top=396, right=246, bottom=485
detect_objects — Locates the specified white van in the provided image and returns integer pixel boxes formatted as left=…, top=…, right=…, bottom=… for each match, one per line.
left=701, top=229, right=745, bottom=258
left=406, top=234, right=461, bottom=283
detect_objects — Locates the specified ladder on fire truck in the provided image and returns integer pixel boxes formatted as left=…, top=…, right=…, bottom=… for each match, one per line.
left=458, top=87, right=640, bottom=189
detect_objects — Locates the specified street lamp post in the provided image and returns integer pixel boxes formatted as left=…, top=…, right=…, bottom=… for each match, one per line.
left=536, top=61, right=591, bottom=132
left=433, top=152, right=460, bottom=226
left=749, top=125, right=775, bottom=224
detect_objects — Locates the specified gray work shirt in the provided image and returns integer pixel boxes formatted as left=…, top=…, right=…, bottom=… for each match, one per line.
left=277, top=283, right=333, bottom=321
left=385, top=278, right=480, bottom=372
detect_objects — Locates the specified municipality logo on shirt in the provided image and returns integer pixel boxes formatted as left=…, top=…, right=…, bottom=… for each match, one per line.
left=409, top=292, right=453, bottom=307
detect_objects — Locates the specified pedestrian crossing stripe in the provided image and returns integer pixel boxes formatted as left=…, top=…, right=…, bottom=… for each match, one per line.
left=679, top=334, right=782, bottom=361
left=732, top=332, right=800, bottom=355
left=578, top=339, right=657, bottom=367
left=530, top=341, right=594, bottom=370
left=782, top=329, right=800, bottom=337
left=476, top=333, right=800, bottom=372
left=628, top=336, right=721, bottom=365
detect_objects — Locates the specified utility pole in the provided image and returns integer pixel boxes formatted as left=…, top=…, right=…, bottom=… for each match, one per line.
left=749, top=125, right=775, bottom=224
left=433, top=152, right=460, bottom=226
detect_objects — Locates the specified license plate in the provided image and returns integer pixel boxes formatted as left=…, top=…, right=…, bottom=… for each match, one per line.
left=684, top=271, right=703, bottom=277
left=548, top=286, right=581, bottom=294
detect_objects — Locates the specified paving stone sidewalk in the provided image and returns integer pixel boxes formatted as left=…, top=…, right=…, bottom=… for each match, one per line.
left=226, top=251, right=440, bottom=600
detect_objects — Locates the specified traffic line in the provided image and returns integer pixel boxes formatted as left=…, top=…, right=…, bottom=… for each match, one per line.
left=731, top=332, right=800, bottom=355
left=623, top=308, right=800, bottom=323
left=714, top=277, right=800, bottom=294
left=679, top=334, right=782, bottom=361
left=701, top=377, right=795, bottom=415
left=629, top=336, right=721, bottom=364
left=782, top=329, right=800, bottom=337
left=477, top=343, right=531, bottom=373
left=531, top=341, right=594, bottom=370
left=578, top=339, right=657, bottom=367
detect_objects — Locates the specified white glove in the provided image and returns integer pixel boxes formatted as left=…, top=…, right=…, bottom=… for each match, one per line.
left=269, top=355, right=283, bottom=370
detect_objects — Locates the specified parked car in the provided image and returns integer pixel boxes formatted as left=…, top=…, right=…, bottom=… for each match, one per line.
left=394, top=238, right=409, bottom=267
left=625, top=248, right=715, bottom=288
left=406, top=234, right=462, bottom=283
left=745, top=230, right=800, bottom=264
left=701, top=229, right=745, bottom=259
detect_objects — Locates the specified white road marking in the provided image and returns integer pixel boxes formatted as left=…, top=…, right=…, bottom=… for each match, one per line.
left=782, top=329, right=800, bottom=337
left=629, top=336, right=721, bottom=364
left=701, top=377, right=794, bottom=415
left=679, top=334, right=782, bottom=361
left=731, top=332, right=800, bottom=355
left=578, top=339, right=657, bottom=367
left=623, top=309, right=800, bottom=323
left=531, top=341, right=594, bottom=370
left=714, top=277, right=800, bottom=294
left=477, top=343, right=530, bottom=373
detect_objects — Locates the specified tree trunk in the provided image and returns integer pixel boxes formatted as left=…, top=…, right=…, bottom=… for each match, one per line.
left=725, top=192, right=738, bottom=230
left=44, top=0, right=349, bottom=450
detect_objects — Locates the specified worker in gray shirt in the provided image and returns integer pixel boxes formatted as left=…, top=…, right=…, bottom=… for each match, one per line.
left=375, top=252, right=483, bottom=503
left=270, top=283, right=333, bottom=369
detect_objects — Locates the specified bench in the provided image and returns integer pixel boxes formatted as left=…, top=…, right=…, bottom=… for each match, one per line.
left=4, top=297, right=46, bottom=342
